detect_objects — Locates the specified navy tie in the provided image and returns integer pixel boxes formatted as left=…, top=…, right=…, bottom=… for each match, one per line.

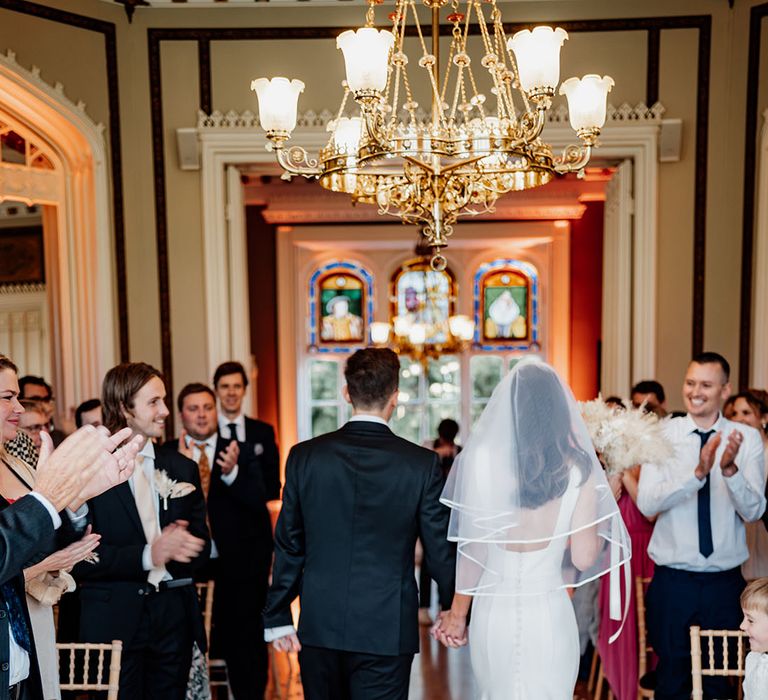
left=227, top=423, right=238, bottom=441
left=695, top=429, right=715, bottom=558
left=1, top=582, right=31, bottom=652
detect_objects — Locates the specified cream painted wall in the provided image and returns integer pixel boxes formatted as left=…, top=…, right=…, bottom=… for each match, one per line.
left=0, top=0, right=766, bottom=417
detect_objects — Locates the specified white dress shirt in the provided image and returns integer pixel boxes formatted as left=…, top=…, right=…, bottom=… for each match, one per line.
left=264, top=414, right=389, bottom=643
left=744, top=651, right=768, bottom=700
left=638, top=413, right=767, bottom=572
left=218, top=414, right=245, bottom=443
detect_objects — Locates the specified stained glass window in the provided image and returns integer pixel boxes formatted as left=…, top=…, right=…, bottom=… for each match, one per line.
left=391, top=258, right=456, bottom=345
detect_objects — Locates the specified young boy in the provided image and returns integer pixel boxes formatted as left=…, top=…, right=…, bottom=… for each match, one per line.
left=740, top=577, right=768, bottom=699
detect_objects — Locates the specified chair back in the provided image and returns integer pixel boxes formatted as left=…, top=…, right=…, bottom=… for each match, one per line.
left=635, top=575, right=655, bottom=698
left=195, top=579, right=215, bottom=649
left=57, top=639, right=123, bottom=700
left=689, top=625, right=748, bottom=700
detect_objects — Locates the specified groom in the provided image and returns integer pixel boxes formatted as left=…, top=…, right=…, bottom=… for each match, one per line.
left=263, top=348, right=456, bottom=700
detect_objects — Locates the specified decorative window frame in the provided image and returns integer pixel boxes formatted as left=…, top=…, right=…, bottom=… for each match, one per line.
left=308, top=260, right=374, bottom=352
left=389, top=257, right=457, bottom=343
left=473, top=259, right=540, bottom=352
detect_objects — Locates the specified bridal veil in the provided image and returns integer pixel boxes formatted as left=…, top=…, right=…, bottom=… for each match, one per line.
left=440, top=357, right=631, bottom=636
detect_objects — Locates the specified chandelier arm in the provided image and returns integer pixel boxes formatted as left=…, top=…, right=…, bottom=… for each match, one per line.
left=553, top=142, right=593, bottom=173
left=273, top=144, right=322, bottom=177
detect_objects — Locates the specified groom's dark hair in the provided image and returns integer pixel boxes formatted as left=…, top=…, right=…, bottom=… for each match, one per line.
left=344, top=348, right=400, bottom=410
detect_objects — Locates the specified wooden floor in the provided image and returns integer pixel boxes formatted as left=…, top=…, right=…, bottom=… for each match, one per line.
left=268, top=628, right=594, bottom=699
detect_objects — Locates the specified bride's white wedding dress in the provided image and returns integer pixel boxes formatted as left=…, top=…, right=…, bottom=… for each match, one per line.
left=468, top=473, right=580, bottom=700
left=440, top=359, right=631, bottom=700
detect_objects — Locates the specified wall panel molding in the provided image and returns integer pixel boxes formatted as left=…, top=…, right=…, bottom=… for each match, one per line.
left=0, top=0, right=129, bottom=361
left=740, top=2, right=768, bottom=389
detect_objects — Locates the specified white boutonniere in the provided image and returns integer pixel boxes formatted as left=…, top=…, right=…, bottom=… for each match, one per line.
left=153, top=470, right=196, bottom=510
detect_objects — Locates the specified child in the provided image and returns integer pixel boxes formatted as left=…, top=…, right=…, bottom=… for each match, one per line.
left=740, top=578, right=768, bottom=699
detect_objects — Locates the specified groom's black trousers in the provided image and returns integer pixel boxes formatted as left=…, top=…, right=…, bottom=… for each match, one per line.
left=298, top=645, right=413, bottom=700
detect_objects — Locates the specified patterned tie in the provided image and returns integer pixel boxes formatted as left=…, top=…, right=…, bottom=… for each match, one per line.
left=1, top=582, right=30, bottom=651
left=227, top=423, right=238, bottom=442
left=196, top=443, right=211, bottom=497
left=695, top=429, right=716, bottom=558
left=134, top=457, right=166, bottom=588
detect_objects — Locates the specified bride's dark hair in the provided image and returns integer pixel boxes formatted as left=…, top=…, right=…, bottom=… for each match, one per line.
left=512, top=363, right=592, bottom=508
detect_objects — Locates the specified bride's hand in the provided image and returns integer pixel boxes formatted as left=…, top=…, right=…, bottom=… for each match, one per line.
left=431, top=610, right=468, bottom=648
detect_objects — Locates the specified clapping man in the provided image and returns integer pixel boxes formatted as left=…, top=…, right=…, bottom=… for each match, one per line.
left=638, top=352, right=767, bottom=700
left=213, top=362, right=281, bottom=501
left=72, top=363, right=210, bottom=700
left=162, top=383, right=273, bottom=699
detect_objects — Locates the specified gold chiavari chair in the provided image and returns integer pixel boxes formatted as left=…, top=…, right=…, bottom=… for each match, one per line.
left=689, top=625, right=748, bottom=700
left=635, top=576, right=654, bottom=699
left=196, top=580, right=234, bottom=699
left=56, top=640, right=122, bottom=700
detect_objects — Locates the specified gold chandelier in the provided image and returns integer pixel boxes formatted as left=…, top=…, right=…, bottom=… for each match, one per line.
left=252, top=0, right=614, bottom=269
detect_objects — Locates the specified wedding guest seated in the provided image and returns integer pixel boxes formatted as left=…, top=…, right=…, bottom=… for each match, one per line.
left=605, top=395, right=625, bottom=409
left=74, top=399, right=102, bottom=429
left=740, top=578, right=768, bottom=700
left=638, top=352, right=766, bottom=700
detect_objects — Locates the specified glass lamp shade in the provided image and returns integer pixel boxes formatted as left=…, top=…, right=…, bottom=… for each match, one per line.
left=448, top=314, right=475, bottom=341
left=251, top=77, right=305, bottom=133
left=559, top=75, right=615, bottom=131
left=408, top=323, right=427, bottom=346
left=331, top=117, right=364, bottom=153
left=507, top=26, right=568, bottom=95
left=370, top=322, right=391, bottom=345
left=393, top=315, right=412, bottom=338
left=337, top=28, right=395, bottom=93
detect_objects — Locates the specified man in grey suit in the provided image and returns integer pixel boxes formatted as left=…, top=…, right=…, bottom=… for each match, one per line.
left=263, top=348, right=456, bottom=700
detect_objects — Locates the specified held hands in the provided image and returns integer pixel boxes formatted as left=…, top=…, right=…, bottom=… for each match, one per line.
left=608, top=473, right=623, bottom=502
left=430, top=609, right=468, bottom=648
left=695, top=430, right=743, bottom=480
left=150, top=519, right=206, bottom=566
left=272, top=633, right=302, bottom=653
left=216, top=440, right=239, bottom=475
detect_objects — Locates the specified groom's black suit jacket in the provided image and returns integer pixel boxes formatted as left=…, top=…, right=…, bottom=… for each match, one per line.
left=72, top=450, right=211, bottom=649
left=263, top=421, right=455, bottom=656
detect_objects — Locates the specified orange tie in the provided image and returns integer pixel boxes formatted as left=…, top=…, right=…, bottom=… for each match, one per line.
left=196, top=443, right=211, bottom=497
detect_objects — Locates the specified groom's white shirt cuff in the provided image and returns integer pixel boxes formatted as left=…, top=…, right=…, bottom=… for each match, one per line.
left=264, top=625, right=296, bottom=642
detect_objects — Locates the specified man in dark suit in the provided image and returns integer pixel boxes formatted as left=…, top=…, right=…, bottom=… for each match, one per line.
left=263, top=348, right=456, bottom=700
left=162, top=382, right=274, bottom=699
left=213, top=361, right=281, bottom=501
left=72, top=363, right=210, bottom=700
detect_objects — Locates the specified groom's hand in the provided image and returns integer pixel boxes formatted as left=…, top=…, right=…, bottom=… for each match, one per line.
left=431, top=610, right=468, bottom=648
left=272, top=633, right=301, bottom=653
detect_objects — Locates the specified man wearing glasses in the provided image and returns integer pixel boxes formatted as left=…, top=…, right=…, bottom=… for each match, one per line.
left=19, top=375, right=67, bottom=446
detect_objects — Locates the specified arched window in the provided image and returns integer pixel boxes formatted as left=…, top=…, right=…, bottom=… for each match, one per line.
left=308, top=261, right=373, bottom=351
left=390, top=257, right=456, bottom=344
left=474, top=259, right=539, bottom=351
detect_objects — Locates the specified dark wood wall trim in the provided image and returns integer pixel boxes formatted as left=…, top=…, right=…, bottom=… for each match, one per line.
left=692, top=16, right=712, bottom=356
left=647, top=27, right=660, bottom=106
left=0, top=0, right=129, bottom=362
left=739, top=2, right=768, bottom=389
left=198, top=38, right=212, bottom=114
left=147, top=29, right=175, bottom=433
left=148, top=14, right=712, bottom=407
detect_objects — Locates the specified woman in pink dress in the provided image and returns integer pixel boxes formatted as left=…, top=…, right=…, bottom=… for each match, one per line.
left=597, top=465, right=656, bottom=700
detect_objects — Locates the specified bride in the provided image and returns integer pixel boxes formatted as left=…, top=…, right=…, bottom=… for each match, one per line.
left=432, top=358, right=631, bottom=700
